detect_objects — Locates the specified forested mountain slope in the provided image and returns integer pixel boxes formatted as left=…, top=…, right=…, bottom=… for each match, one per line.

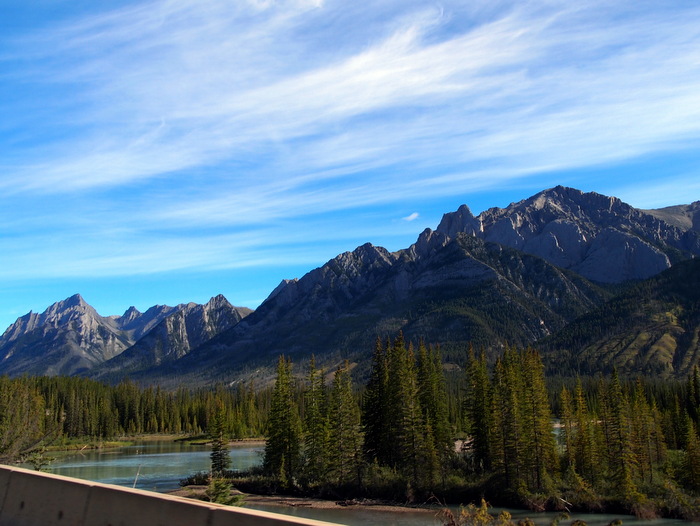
left=2, top=186, right=698, bottom=385
left=132, top=230, right=609, bottom=386
left=541, top=258, right=700, bottom=377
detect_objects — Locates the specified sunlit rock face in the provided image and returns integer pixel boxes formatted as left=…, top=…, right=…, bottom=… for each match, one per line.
left=437, top=186, right=700, bottom=283
left=0, top=294, right=250, bottom=377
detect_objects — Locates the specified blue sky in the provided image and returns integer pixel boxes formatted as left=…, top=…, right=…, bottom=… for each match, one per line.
left=1, top=0, right=700, bottom=330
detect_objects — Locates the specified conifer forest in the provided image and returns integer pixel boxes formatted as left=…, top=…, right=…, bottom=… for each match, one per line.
left=3, top=335, right=700, bottom=519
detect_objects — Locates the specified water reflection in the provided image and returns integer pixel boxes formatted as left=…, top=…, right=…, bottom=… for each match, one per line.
left=41, top=442, right=691, bottom=526
left=45, top=441, right=262, bottom=492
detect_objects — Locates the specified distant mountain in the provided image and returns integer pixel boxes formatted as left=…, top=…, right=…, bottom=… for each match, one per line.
left=541, top=258, right=700, bottom=378
left=0, top=294, right=249, bottom=377
left=437, top=186, right=700, bottom=283
left=91, top=295, right=251, bottom=380
left=644, top=201, right=700, bottom=232
left=2, top=186, right=698, bottom=385
left=0, top=294, right=175, bottom=376
left=131, top=229, right=610, bottom=386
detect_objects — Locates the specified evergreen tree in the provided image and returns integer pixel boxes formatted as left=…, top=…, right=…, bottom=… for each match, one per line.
left=464, top=347, right=492, bottom=474
left=302, top=356, right=330, bottom=485
left=362, top=337, right=390, bottom=465
left=328, top=361, right=364, bottom=486
left=209, top=400, right=231, bottom=478
left=683, top=420, right=700, bottom=491
left=263, top=356, right=302, bottom=486
left=490, top=351, right=522, bottom=489
left=417, top=341, right=452, bottom=482
left=518, top=349, right=556, bottom=492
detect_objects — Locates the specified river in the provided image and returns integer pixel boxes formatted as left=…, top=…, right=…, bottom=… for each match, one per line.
left=39, top=441, right=690, bottom=526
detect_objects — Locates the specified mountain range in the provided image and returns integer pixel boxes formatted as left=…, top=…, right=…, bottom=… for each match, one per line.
left=1, top=186, right=698, bottom=385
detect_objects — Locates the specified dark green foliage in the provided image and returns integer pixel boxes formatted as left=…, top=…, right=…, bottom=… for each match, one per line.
left=541, top=258, right=700, bottom=378
left=263, top=356, right=302, bottom=486
left=362, top=338, right=391, bottom=464
left=302, top=356, right=329, bottom=485
left=209, top=400, right=230, bottom=478
left=327, top=361, right=363, bottom=486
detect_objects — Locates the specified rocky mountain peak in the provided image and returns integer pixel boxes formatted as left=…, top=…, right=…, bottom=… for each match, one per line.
left=205, top=294, right=231, bottom=310
left=436, top=204, right=480, bottom=238
left=434, top=186, right=699, bottom=283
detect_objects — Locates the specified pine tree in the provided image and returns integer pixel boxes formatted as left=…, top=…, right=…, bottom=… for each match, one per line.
left=263, top=356, right=302, bottom=486
left=209, top=400, right=231, bottom=478
left=518, top=348, right=556, bottom=492
left=464, top=347, right=492, bottom=474
left=605, top=370, right=639, bottom=501
left=417, top=341, right=452, bottom=482
left=303, top=356, right=329, bottom=485
left=683, top=419, right=700, bottom=491
left=560, top=386, right=575, bottom=471
left=490, top=351, right=522, bottom=489
left=328, top=361, right=364, bottom=486
left=362, top=337, right=390, bottom=465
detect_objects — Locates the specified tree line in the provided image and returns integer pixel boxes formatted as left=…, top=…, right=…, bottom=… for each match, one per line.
left=261, top=338, right=700, bottom=519
left=3, top=337, right=700, bottom=518
left=0, top=375, right=267, bottom=463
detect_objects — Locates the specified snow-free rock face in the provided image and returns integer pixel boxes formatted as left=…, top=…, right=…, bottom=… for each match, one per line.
left=0, top=294, right=250, bottom=377
left=0, top=294, right=137, bottom=376
left=91, top=295, right=251, bottom=378
left=436, top=186, right=700, bottom=283
left=158, top=230, right=608, bottom=389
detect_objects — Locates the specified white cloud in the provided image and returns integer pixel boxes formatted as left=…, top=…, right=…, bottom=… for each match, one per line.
left=403, top=212, right=419, bottom=222
left=2, top=0, right=700, bottom=283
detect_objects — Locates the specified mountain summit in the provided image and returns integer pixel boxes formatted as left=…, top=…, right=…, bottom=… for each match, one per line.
left=0, top=295, right=249, bottom=377
left=1, top=186, right=698, bottom=384
left=437, top=186, right=700, bottom=283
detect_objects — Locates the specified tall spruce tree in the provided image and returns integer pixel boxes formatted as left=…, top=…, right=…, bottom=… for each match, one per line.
left=302, top=356, right=329, bottom=485
left=263, top=356, right=302, bottom=486
left=362, top=337, right=390, bottom=465
left=519, top=348, right=556, bottom=492
left=328, top=361, right=364, bottom=486
left=209, top=400, right=231, bottom=478
left=464, top=347, right=492, bottom=474
left=417, top=341, right=452, bottom=482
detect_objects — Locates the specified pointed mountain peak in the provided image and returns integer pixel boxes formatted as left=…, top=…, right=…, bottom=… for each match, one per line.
left=205, top=294, right=232, bottom=310
left=436, top=203, right=480, bottom=238
left=62, top=293, right=87, bottom=308
left=123, top=305, right=141, bottom=317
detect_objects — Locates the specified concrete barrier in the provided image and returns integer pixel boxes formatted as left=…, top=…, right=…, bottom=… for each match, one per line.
left=0, top=465, right=345, bottom=526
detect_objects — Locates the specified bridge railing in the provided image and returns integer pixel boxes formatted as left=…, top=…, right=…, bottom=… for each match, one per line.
left=0, top=465, right=344, bottom=526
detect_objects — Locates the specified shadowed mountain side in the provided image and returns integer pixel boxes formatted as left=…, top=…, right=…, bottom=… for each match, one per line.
left=540, top=258, right=700, bottom=378
left=125, top=231, right=610, bottom=387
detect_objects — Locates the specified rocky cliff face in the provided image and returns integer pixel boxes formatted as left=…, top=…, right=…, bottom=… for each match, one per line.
left=157, top=229, right=608, bottom=387
left=436, top=186, right=700, bottom=283
left=91, top=295, right=251, bottom=379
left=2, top=186, right=698, bottom=385
left=0, top=294, right=248, bottom=377
left=0, top=294, right=138, bottom=376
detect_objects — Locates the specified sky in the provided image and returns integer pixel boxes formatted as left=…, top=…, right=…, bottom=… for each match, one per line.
left=1, top=0, right=700, bottom=331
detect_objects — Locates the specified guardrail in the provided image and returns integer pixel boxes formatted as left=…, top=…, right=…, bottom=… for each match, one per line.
left=0, top=465, right=344, bottom=526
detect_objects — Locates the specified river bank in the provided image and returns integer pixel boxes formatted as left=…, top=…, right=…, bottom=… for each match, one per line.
left=171, top=485, right=439, bottom=515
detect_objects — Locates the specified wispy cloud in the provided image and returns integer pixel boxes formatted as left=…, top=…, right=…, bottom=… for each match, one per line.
left=2, top=0, right=700, bottom=283
left=403, top=213, right=419, bottom=222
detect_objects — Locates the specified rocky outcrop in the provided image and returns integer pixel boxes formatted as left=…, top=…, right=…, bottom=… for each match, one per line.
left=643, top=201, right=700, bottom=232
left=91, top=295, right=251, bottom=378
left=0, top=294, right=138, bottom=376
left=0, top=294, right=249, bottom=377
left=436, top=186, right=700, bottom=283
left=156, top=231, right=608, bottom=388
